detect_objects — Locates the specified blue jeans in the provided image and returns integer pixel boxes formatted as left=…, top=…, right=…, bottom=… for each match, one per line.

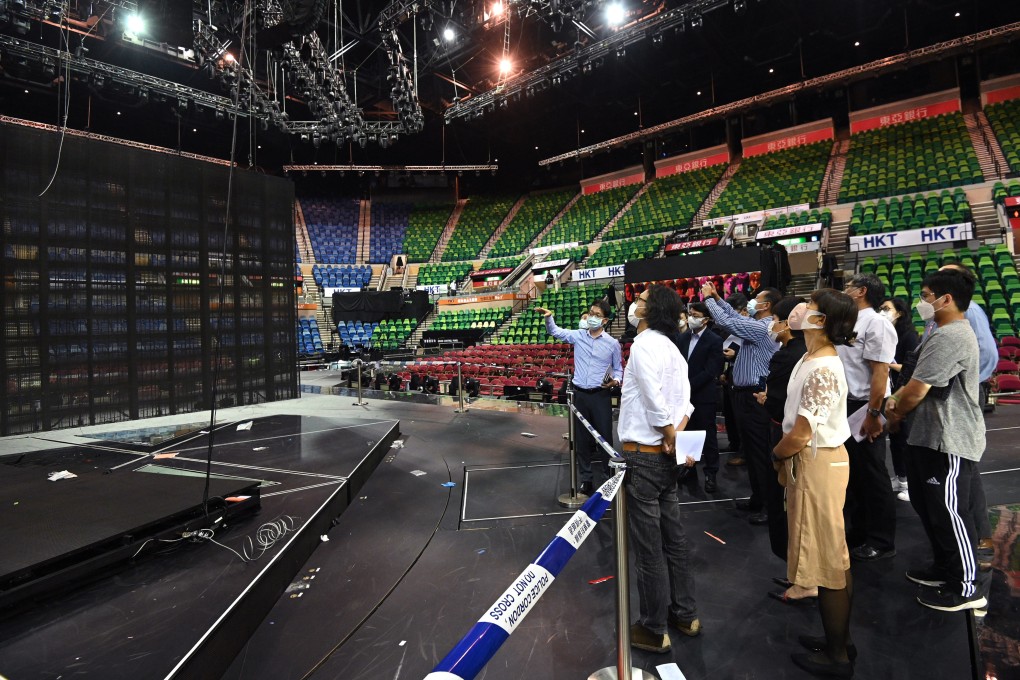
left=624, top=451, right=698, bottom=633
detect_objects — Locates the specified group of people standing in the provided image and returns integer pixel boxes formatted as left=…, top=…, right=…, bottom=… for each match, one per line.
left=541, top=263, right=993, bottom=678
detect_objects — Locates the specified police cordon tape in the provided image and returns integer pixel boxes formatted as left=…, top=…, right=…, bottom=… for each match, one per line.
left=424, top=402, right=626, bottom=680
left=423, top=471, right=625, bottom=680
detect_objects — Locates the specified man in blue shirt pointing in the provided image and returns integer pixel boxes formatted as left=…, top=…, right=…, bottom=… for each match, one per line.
left=537, top=299, right=623, bottom=496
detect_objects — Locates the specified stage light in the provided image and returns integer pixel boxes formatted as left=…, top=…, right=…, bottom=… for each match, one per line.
left=499, top=58, right=512, bottom=74
left=733, top=0, right=746, bottom=14
left=606, top=3, right=625, bottom=26
left=224, top=53, right=236, bottom=63
left=443, top=27, right=456, bottom=41
left=492, top=1, right=503, bottom=16
left=125, top=14, right=145, bottom=35
left=768, top=67, right=774, bottom=73
left=954, top=11, right=961, bottom=17
left=696, top=90, right=702, bottom=95
left=690, top=12, right=703, bottom=28
left=854, top=41, right=860, bottom=47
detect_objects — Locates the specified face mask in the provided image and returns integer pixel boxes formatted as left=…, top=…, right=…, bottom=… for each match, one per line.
left=627, top=302, right=641, bottom=328
left=578, top=318, right=589, bottom=330
left=787, top=302, right=825, bottom=331
left=916, top=296, right=944, bottom=321
left=746, top=298, right=759, bottom=315
left=767, top=320, right=781, bottom=343
left=586, top=316, right=604, bottom=331
left=879, top=310, right=897, bottom=324
left=688, top=317, right=705, bottom=331
left=678, top=319, right=688, bottom=332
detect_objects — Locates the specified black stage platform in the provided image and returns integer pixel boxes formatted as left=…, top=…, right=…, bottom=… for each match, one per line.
left=3, top=400, right=1020, bottom=679
left=0, top=456, right=260, bottom=610
left=0, top=413, right=399, bottom=680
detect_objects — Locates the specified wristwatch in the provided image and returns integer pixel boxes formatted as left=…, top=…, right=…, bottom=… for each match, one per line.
left=867, top=408, right=882, bottom=418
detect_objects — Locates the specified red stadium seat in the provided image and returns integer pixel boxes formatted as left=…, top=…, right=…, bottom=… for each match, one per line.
left=996, top=360, right=1019, bottom=375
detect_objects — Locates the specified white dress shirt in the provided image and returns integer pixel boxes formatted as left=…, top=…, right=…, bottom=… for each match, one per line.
left=618, top=329, right=696, bottom=446
left=835, top=306, right=897, bottom=401
left=687, top=327, right=705, bottom=359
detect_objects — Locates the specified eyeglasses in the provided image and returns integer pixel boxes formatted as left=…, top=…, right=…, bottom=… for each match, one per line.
left=919, top=291, right=938, bottom=301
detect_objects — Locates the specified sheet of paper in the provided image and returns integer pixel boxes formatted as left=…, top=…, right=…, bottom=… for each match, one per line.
left=656, top=663, right=689, bottom=680
left=724, top=335, right=744, bottom=347
left=847, top=405, right=885, bottom=442
left=674, top=430, right=707, bottom=463
left=236, top=421, right=253, bottom=431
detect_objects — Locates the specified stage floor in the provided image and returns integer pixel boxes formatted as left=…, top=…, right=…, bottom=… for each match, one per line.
left=0, top=408, right=398, bottom=679
left=2, top=394, right=1018, bottom=679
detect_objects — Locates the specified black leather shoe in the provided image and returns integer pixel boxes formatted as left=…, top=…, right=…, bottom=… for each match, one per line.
left=749, top=511, right=769, bottom=525
left=579, top=481, right=593, bottom=496
left=704, top=473, right=717, bottom=493
left=791, top=652, right=854, bottom=678
left=850, top=544, right=896, bottom=561
left=735, top=500, right=760, bottom=512
left=798, top=635, right=858, bottom=661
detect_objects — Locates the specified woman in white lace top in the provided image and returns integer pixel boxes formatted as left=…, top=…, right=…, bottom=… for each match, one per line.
left=773, top=290, right=858, bottom=679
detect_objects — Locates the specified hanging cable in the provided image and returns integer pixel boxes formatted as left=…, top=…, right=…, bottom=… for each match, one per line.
left=202, top=0, right=251, bottom=518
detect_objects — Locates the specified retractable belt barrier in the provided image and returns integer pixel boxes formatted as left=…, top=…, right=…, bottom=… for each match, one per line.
left=424, top=402, right=627, bottom=680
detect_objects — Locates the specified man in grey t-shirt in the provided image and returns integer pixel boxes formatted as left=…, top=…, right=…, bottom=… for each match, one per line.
left=885, top=269, right=988, bottom=613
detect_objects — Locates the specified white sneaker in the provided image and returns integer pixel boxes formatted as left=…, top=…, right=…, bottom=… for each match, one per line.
left=897, top=489, right=910, bottom=502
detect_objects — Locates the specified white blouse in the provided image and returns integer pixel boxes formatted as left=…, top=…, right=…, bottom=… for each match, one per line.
left=782, top=354, right=851, bottom=448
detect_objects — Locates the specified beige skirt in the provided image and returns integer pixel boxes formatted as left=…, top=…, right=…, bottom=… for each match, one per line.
left=783, top=444, right=850, bottom=590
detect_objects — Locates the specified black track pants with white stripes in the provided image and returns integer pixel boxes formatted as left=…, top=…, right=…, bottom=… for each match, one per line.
left=905, top=445, right=988, bottom=597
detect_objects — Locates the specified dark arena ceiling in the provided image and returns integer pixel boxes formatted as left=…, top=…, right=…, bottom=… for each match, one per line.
left=1, top=0, right=1019, bottom=186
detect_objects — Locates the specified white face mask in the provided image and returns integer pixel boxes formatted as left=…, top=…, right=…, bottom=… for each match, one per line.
left=627, top=301, right=641, bottom=328
left=688, top=317, right=705, bottom=331
left=746, top=298, right=759, bottom=316
left=767, top=320, right=781, bottom=343
left=879, top=310, right=897, bottom=324
left=586, top=316, right=604, bottom=331
left=916, top=296, right=945, bottom=321
left=678, top=318, right=688, bottom=332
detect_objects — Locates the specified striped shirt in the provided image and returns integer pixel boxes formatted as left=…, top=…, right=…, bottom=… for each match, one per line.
left=705, top=297, right=779, bottom=388
left=546, top=316, right=624, bottom=389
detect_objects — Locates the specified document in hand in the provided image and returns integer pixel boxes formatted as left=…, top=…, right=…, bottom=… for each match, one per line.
left=847, top=405, right=886, bottom=442
left=674, top=430, right=707, bottom=464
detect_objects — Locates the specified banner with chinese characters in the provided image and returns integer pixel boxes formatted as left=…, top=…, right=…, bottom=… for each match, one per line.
left=848, top=223, right=973, bottom=252
left=981, top=74, right=1020, bottom=106
left=756, top=223, right=824, bottom=241
left=580, top=166, right=645, bottom=195
left=742, top=124, right=834, bottom=158
left=654, top=145, right=730, bottom=178
left=665, top=237, right=721, bottom=254
left=850, top=98, right=960, bottom=134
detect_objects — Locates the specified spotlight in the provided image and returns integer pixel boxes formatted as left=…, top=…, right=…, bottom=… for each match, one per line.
left=651, top=33, right=663, bottom=45
left=733, top=0, right=746, bottom=14
left=125, top=14, right=145, bottom=35
left=499, top=58, right=512, bottom=74
left=854, top=41, right=860, bottom=47
left=443, top=27, right=456, bottom=41
left=690, top=12, right=703, bottom=28
left=606, top=3, right=625, bottom=26
left=492, top=1, right=503, bottom=15
left=616, top=47, right=626, bottom=58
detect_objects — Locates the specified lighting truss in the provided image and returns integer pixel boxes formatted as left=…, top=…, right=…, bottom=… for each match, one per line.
left=0, top=34, right=248, bottom=116
left=536, top=20, right=1020, bottom=166
left=443, top=0, right=730, bottom=122
left=282, top=163, right=499, bottom=172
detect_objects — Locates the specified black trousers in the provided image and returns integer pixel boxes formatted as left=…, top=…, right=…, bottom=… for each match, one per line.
left=688, top=401, right=720, bottom=475
left=572, top=388, right=613, bottom=483
left=722, top=384, right=741, bottom=452
left=906, top=445, right=990, bottom=597
left=888, top=419, right=911, bottom=479
left=844, top=399, right=897, bottom=552
left=767, top=421, right=788, bottom=562
left=732, top=390, right=772, bottom=511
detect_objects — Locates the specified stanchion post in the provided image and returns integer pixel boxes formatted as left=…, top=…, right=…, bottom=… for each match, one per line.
left=352, top=359, right=367, bottom=407
left=454, top=361, right=467, bottom=413
left=558, top=370, right=587, bottom=508
left=590, top=457, right=656, bottom=680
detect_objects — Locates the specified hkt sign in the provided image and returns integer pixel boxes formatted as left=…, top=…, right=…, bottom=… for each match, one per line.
left=571, top=265, right=626, bottom=281
left=848, top=223, right=973, bottom=251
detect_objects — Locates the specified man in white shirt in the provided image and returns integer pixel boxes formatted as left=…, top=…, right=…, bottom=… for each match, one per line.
left=837, top=273, right=898, bottom=561
left=619, top=284, right=699, bottom=654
